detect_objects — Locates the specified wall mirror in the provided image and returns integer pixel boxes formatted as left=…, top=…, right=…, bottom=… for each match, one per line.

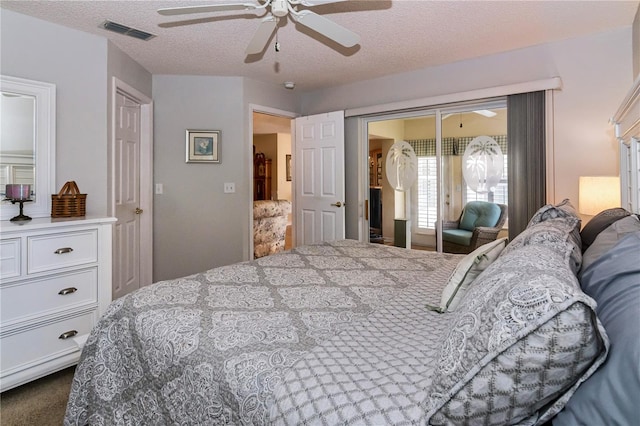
left=1, top=75, right=56, bottom=221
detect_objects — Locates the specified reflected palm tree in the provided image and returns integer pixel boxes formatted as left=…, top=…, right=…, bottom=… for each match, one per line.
left=388, top=142, right=417, bottom=191
left=464, top=137, right=502, bottom=194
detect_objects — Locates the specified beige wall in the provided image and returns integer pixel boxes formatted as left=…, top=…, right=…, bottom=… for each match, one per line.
left=276, top=133, right=292, bottom=202
left=368, top=119, right=407, bottom=243
left=253, top=133, right=292, bottom=202
left=404, top=110, right=508, bottom=139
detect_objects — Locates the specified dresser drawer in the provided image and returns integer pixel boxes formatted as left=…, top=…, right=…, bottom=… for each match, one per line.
left=1, top=238, right=21, bottom=280
left=28, top=230, right=98, bottom=274
left=1, top=268, right=98, bottom=325
left=0, top=311, right=95, bottom=374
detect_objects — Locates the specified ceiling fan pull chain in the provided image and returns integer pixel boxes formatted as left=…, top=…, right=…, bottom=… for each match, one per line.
left=275, top=18, right=281, bottom=52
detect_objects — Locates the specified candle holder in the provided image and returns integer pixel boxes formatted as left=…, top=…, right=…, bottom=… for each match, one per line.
left=4, top=184, right=33, bottom=222
left=8, top=198, right=33, bottom=222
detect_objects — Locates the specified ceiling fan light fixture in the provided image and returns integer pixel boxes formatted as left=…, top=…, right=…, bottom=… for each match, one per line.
left=473, top=109, right=497, bottom=118
left=271, top=0, right=289, bottom=17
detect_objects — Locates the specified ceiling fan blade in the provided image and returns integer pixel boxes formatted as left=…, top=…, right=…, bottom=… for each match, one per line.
left=158, top=3, right=259, bottom=16
left=245, top=16, right=278, bottom=55
left=291, top=10, right=359, bottom=47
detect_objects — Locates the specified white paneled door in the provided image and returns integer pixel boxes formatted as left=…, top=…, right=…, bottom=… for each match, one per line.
left=112, top=91, right=141, bottom=299
left=295, top=111, right=345, bottom=245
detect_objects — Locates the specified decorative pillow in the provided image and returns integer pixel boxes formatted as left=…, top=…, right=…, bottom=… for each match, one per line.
left=579, top=207, right=630, bottom=252
left=426, top=238, right=507, bottom=313
left=527, top=198, right=580, bottom=227
left=501, top=217, right=582, bottom=274
left=581, top=214, right=640, bottom=273
left=424, top=241, right=608, bottom=426
left=554, top=232, right=640, bottom=426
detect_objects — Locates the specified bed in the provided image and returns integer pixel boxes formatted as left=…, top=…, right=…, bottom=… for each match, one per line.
left=64, top=196, right=640, bottom=425
left=66, top=75, right=640, bottom=426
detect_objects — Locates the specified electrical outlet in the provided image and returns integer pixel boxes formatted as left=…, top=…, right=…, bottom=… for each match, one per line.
left=224, top=182, right=235, bottom=193
left=155, top=183, right=163, bottom=194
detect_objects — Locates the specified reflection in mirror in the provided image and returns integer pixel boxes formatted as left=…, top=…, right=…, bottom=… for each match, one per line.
left=0, top=75, right=56, bottom=221
left=1, top=92, right=36, bottom=200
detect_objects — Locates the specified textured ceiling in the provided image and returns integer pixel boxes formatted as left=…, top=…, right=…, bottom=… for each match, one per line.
left=1, top=1, right=638, bottom=92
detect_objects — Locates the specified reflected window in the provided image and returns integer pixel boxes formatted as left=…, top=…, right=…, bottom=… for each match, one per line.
left=465, top=156, right=508, bottom=205
left=417, top=156, right=437, bottom=229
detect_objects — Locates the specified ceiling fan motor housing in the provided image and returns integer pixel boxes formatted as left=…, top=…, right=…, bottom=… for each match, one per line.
left=271, top=0, right=289, bottom=17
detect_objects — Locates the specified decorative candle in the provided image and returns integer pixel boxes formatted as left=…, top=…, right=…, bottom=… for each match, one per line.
left=5, top=184, right=31, bottom=200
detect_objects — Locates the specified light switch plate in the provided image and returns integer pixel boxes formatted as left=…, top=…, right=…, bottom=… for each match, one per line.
left=224, top=182, right=235, bottom=193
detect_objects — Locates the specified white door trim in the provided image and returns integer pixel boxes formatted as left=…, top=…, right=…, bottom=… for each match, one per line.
left=248, top=104, right=297, bottom=259
left=109, top=77, right=153, bottom=288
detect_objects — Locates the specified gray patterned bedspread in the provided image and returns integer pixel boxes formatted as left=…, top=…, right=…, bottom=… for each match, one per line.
left=64, top=240, right=460, bottom=425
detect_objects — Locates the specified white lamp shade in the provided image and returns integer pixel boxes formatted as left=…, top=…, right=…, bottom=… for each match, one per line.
left=578, top=176, right=621, bottom=216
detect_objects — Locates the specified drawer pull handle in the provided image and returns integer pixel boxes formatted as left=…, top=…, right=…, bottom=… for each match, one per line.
left=59, top=330, right=78, bottom=340
left=58, top=287, right=78, bottom=295
left=54, top=247, right=74, bottom=255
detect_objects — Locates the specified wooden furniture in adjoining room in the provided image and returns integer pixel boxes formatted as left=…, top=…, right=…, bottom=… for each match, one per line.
left=253, top=153, right=272, bottom=201
left=369, top=149, right=383, bottom=187
left=0, top=216, right=115, bottom=392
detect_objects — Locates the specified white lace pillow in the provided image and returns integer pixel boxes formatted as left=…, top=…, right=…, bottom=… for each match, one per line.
left=427, top=238, right=507, bottom=313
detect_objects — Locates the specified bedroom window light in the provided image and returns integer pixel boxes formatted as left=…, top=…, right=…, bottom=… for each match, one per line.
left=416, top=155, right=508, bottom=230
left=416, top=156, right=438, bottom=229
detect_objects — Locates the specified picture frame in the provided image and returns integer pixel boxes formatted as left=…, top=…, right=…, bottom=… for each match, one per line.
left=286, top=154, right=292, bottom=181
left=186, top=130, right=220, bottom=163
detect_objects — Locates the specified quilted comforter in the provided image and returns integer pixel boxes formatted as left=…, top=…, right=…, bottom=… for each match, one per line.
left=64, top=240, right=460, bottom=425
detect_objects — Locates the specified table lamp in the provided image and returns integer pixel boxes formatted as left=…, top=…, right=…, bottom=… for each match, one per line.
left=578, top=176, right=620, bottom=216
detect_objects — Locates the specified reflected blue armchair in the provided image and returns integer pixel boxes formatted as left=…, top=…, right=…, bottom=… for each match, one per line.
left=442, top=201, right=508, bottom=254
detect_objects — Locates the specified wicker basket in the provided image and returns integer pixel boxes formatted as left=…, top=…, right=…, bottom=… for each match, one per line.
left=51, top=181, right=86, bottom=218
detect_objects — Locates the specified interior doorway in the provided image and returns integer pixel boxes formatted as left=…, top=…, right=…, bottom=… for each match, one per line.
left=251, top=110, right=295, bottom=256
left=109, top=77, right=153, bottom=299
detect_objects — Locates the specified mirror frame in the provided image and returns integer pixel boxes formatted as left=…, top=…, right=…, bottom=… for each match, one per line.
left=1, top=75, right=56, bottom=221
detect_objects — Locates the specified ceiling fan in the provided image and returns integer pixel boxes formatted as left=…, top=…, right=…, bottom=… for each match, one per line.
left=157, top=0, right=360, bottom=55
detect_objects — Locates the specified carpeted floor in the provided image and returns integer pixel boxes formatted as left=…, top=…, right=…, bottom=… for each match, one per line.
left=0, top=366, right=75, bottom=426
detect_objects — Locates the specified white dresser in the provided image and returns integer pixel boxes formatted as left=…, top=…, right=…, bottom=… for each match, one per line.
left=0, top=216, right=115, bottom=392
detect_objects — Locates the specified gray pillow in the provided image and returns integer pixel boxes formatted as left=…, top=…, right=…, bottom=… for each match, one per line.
left=554, top=232, right=640, bottom=426
left=580, top=215, right=640, bottom=273
left=502, top=217, right=582, bottom=274
left=527, top=198, right=580, bottom=227
left=579, top=207, right=630, bottom=252
left=425, top=241, right=607, bottom=425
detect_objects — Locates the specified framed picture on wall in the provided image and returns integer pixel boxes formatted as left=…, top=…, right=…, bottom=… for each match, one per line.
left=286, top=154, right=292, bottom=181
left=186, top=129, right=221, bottom=163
